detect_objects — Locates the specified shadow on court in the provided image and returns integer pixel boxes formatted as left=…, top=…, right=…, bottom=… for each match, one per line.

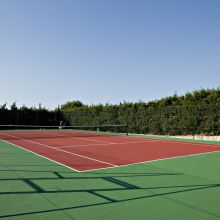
left=1, top=168, right=220, bottom=219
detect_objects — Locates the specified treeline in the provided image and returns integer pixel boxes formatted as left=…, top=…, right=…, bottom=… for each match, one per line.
left=61, top=88, right=220, bottom=135
left=0, top=88, right=220, bottom=135
left=0, top=103, right=61, bottom=126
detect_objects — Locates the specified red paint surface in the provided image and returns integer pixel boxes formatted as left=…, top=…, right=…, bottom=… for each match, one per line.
left=1, top=130, right=220, bottom=171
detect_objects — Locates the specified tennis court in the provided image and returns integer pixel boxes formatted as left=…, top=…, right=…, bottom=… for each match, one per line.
left=1, top=127, right=220, bottom=219
left=1, top=128, right=220, bottom=172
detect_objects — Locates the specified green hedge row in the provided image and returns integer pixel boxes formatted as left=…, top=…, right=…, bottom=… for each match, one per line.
left=61, top=89, right=220, bottom=135
left=0, top=105, right=61, bottom=126
left=1, top=88, right=219, bottom=135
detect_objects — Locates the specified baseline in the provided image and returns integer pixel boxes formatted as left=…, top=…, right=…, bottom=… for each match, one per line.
left=80, top=150, right=220, bottom=172
left=58, top=139, right=161, bottom=149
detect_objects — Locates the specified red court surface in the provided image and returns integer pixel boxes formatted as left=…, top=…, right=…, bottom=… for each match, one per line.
left=1, top=130, right=220, bottom=172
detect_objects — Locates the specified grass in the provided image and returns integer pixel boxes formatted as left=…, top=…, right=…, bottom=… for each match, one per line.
left=0, top=140, right=220, bottom=220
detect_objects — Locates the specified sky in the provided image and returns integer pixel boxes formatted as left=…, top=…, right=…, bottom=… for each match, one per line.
left=0, top=0, right=220, bottom=109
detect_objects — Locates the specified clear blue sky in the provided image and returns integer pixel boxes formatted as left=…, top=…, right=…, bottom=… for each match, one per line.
left=0, top=0, right=219, bottom=109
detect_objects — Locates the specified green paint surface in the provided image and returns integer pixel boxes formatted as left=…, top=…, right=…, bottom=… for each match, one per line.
left=0, top=140, right=220, bottom=220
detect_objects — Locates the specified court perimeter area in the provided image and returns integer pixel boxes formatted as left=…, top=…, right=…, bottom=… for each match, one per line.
left=1, top=129, right=220, bottom=219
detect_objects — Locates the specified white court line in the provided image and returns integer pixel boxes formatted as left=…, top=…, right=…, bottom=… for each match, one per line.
left=80, top=150, right=220, bottom=172
left=39, top=132, right=64, bottom=137
left=72, top=137, right=113, bottom=144
left=1, top=133, right=118, bottom=167
left=0, top=139, right=80, bottom=172
left=40, top=131, right=113, bottom=144
left=144, top=138, right=220, bottom=148
left=119, top=135, right=220, bottom=147
left=59, top=139, right=161, bottom=149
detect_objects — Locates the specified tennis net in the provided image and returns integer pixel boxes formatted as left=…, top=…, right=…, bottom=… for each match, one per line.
left=0, top=124, right=128, bottom=140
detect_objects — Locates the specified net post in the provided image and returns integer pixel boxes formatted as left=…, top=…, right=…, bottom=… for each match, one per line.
left=126, top=124, right=128, bottom=136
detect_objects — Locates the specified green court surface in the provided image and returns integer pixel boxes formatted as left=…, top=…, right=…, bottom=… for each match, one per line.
left=1, top=140, right=220, bottom=220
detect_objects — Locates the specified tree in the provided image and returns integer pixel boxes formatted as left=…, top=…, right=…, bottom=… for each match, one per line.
left=10, top=102, right=18, bottom=111
left=60, top=101, right=84, bottom=110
